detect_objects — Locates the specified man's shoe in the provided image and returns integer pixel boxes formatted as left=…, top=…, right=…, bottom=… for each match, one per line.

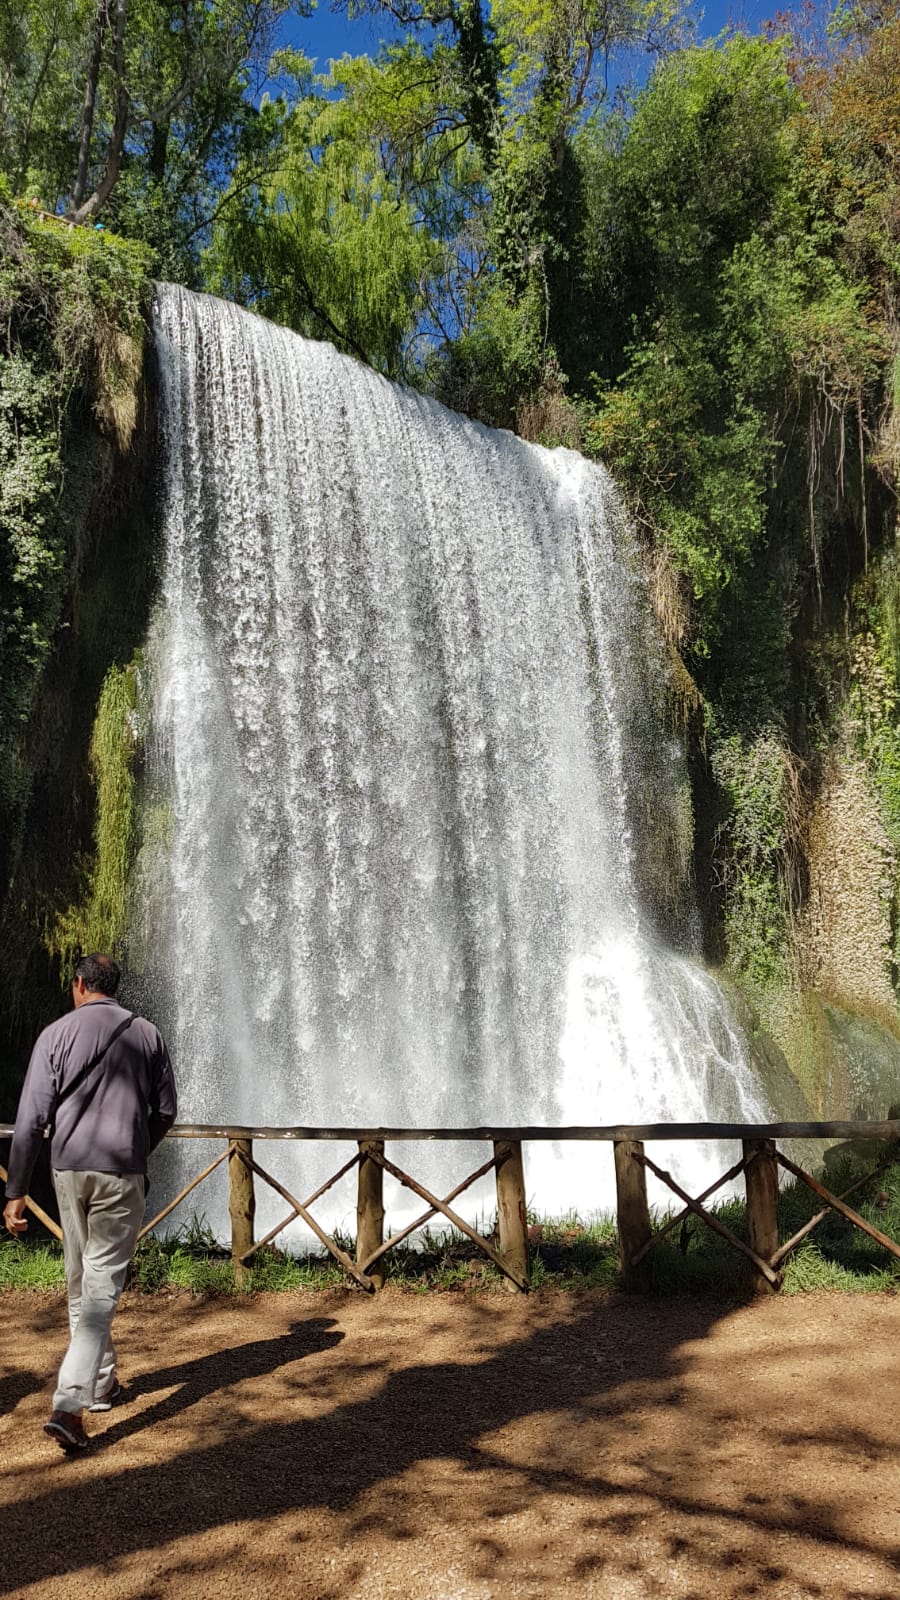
left=44, top=1411, right=88, bottom=1452
left=89, top=1378, right=123, bottom=1413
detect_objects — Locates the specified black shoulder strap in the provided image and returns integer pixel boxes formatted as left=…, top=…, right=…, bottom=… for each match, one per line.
left=56, top=1013, right=135, bottom=1108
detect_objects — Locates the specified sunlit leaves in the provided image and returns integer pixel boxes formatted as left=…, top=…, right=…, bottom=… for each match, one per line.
left=206, top=62, right=442, bottom=373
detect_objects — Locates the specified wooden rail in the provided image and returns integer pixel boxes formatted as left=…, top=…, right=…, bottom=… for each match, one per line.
left=1, top=1121, right=898, bottom=1294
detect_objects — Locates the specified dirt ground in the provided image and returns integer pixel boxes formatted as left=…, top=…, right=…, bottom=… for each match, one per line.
left=1, top=1287, right=898, bottom=1600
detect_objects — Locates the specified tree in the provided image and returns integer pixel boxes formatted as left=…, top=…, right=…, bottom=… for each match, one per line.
left=0, top=0, right=307, bottom=276
left=206, top=52, right=441, bottom=372
left=0, top=0, right=92, bottom=209
left=578, top=31, right=887, bottom=700
left=209, top=0, right=688, bottom=410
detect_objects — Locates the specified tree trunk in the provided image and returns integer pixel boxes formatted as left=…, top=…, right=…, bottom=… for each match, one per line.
left=70, top=0, right=130, bottom=224
left=70, top=0, right=109, bottom=212
left=149, top=118, right=169, bottom=184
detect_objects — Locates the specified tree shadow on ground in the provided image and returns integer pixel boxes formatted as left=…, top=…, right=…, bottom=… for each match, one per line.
left=1, top=1291, right=897, bottom=1598
left=0, top=1368, right=44, bottom=1414
left=107, top=1318, right=345, bottom=1431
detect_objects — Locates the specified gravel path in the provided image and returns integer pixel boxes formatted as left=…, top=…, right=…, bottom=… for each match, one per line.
left=1, top=1288, right=898, bottom=1599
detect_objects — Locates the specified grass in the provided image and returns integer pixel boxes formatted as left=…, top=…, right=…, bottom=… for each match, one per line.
left=641, top=1143, right=900, bottom=1296
left=2, top=1146, right=898, bottom=1297
left=0, top=1240, right=67, bottom=1290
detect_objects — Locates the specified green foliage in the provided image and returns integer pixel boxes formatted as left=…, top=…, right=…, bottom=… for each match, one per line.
left=430, top=277, right=549, bottom=424
left=0, top=1237, right=65, bottom=1289
left=0, top=0, right=91, bottom=210
left=487, top=0, right=689, bottom=357
left=50, top=659, right=141, bottom=968
left=0, top=205, right=151, bottom=889
left=578, top=34, right=882, bottom=674
left=207, top=53, right=440, bottom=374
left=710, top=730, right=801, bottom=991
left=0, top=0, right=304, bottom=272
left=585, top=330, right=772, bottom=629
left=565, top=25, right=899, bottom=995
left=208, top=0, right=691, bottom=394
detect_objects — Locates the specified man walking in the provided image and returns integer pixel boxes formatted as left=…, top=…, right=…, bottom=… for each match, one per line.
left=3, top=952, right=176, bottom=1451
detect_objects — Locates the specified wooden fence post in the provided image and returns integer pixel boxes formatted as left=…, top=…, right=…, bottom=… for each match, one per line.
left=743, top=1138, right=781, bottom=1295
left=494, top=1139, right=529, bottom=1291
left=229, top=1139, right=255, bottom=1289
left=614, top=1138, right=652, bottom=1291
left=357, top=1140, right=385, bottom=1290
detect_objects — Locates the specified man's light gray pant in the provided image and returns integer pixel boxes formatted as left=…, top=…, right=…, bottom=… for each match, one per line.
left=51, top=1170, right=146, bottom=1414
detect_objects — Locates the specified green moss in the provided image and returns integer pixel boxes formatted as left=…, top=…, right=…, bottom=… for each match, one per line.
left=50, top=659, right=141, bottom=968
left=709, top=729, right=800, bottom=993
left=764, top=989, right=834, bottom=1112
left=849, top=552, right=900, bottom=846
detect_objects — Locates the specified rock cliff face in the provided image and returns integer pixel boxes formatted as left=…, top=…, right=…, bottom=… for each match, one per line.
left=800, top=761, right=895, bottom=1022
left=686, top=642, right=900, bottom=1119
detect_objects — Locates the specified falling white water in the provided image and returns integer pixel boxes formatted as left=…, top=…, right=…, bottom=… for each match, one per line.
left=133, top=283, right=773, bottom=1240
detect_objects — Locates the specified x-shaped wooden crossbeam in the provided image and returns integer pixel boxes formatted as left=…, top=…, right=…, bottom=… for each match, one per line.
left=360, top=1142, right=529, bottom=1291
left=774, top=1149, right=900, bottom=1265
left=234, top=1146, right=373, bottom=1290
left=625, top=1143, right=900, bottom=1281
left=628, top=1148, right=749, bottom=1267
left=236, top=1141, right=528, bottom=1292
left=630, top=1147, right=780, bottom=1285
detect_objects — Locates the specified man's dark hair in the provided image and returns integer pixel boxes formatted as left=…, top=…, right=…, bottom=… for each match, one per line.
left=73, top=953, right=121, bottom=996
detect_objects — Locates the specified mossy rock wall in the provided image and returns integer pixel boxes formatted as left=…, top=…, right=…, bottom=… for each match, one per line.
left=0, top=209, right=157, bottom=1109
left=0, top=390, right=158, bottom=1100
left=799, top=758, right=896, bottom=1021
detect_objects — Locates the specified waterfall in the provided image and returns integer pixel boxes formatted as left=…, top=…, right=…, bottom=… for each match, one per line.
left=135, top=283, right=773, bottom=1234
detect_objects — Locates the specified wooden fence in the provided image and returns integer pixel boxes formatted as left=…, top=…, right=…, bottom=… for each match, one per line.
left=2, top=1120, right=899, bottom=1294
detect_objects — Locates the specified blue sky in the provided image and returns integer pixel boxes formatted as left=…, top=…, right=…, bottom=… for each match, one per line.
left=280, top=0, right=778, bottom=76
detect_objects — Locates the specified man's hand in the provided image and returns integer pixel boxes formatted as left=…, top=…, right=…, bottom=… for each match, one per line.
left=3, top=1198, right=28, bottom=1234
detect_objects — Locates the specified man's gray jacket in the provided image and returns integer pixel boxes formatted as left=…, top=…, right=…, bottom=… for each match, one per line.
left=5, top=997, right=177, bottom=1199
